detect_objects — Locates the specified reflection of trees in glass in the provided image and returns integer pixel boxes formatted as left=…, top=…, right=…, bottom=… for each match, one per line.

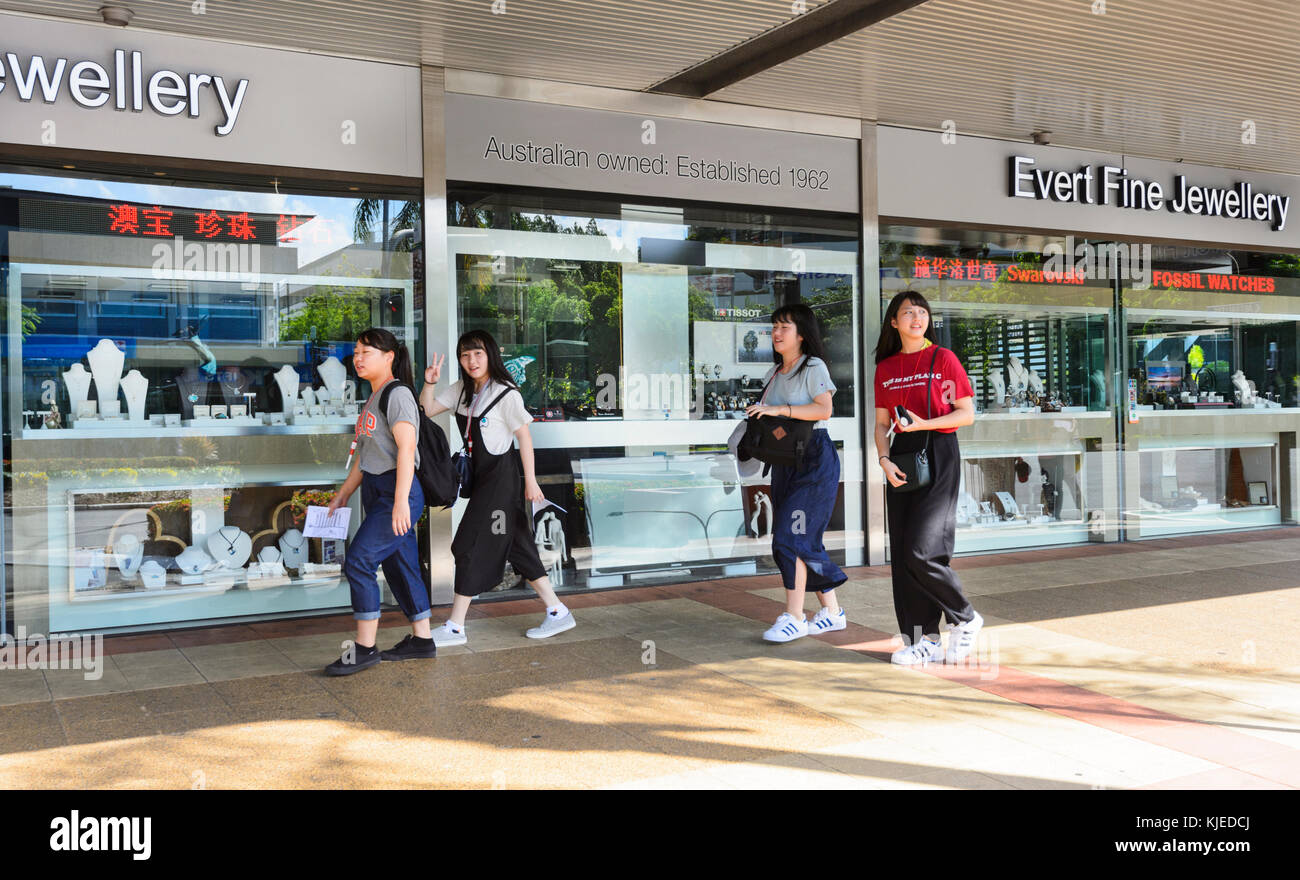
left=458, top=250, right=623, bottom=413
left=279, top=267, right=375, bottom=343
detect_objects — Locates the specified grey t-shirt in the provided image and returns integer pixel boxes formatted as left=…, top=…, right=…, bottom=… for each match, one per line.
left=355, top=381, right=421, bottom=475
left=760, top=356, right=836, bottom=430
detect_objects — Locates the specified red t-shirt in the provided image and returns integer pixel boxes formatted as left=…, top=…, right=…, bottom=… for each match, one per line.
left=874, top=345, right=973, bottom=434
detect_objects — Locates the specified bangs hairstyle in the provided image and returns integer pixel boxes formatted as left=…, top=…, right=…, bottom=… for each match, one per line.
left=455, top=329, right=517, bottom=409
left=874, top=291, right=938, bottom=363
left=355, top=326, right=414, bottom=387
left=770, top=302, right=828, bottom=375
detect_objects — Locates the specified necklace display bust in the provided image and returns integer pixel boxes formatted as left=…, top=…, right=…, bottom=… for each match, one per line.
left=87, top=339, right=125, bottom=406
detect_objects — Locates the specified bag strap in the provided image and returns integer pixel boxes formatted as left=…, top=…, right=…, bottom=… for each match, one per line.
left=462, top=387, right=513, bottom=444
left=758, top=367, right=779, bottom=406
left=921, top=346, right=941, bottom=455
left=377, top=379, right=417, bottom=421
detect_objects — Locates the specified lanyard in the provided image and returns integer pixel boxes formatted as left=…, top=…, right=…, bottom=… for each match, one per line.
left=464, top=384, right=490, bottom=456
left=346, top=378, right=395, bottom=470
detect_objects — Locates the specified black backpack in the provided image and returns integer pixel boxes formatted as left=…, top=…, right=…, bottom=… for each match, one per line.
left=378, top=382, right=458, bottom=509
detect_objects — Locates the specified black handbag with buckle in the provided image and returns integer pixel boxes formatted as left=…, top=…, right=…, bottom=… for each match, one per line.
left=888, top=347, right=940, bottom=494
left=737, top=369, right=815, bottom=471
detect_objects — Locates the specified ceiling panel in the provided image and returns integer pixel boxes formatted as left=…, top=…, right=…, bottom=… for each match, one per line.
left=0, top=0, right=828, bottom=91
left=709, top=0, right=1300, bottom=174
left=7, top=0, right=1300, bottom=175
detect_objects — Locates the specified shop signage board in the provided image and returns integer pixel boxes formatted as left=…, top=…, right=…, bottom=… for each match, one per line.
left=446, top=93, right=860, bottom=214
left=0, top=12, right=421, bottom=177
left=878, top=126, right=1300, bottom=251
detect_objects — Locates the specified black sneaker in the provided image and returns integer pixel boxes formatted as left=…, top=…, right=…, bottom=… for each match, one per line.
left=380, top=634, right=438, bottom=661
left=324, top=647, right=382, bottom=676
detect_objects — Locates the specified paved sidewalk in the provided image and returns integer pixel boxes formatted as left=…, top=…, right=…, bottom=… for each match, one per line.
left=1, top=529, right=1298, bottom=789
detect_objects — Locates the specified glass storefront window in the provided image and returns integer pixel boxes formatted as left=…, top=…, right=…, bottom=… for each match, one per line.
left=2, top=164, right=422, bottom=633
left=881, top=226, right=1121, bottom=552
left=449, top=186, right=862, bottom=591
left=882, top=227, right=1300, bottom=551
left=1121, top=247, right=1300, bottom=537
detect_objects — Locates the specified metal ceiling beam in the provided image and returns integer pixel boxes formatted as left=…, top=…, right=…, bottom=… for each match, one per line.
left=648, top=0, right=932, bottom=98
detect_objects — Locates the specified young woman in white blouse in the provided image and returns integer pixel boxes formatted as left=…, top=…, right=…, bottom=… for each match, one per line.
left=418, top=329, right=575, bottom=645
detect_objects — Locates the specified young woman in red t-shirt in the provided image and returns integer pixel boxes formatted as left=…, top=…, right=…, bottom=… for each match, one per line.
left=874, top=290, right=984, bottom=666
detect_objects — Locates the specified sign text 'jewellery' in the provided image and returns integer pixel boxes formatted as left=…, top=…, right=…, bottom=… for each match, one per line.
left=0, top=49, right=249, bottom=136
left=1009, top=156, right=1291, bottom=231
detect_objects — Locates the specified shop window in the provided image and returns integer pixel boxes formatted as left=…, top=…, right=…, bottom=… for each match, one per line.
left=448, top=187, right=862, bottom=591
left=2, top=165, right=421, bottom=633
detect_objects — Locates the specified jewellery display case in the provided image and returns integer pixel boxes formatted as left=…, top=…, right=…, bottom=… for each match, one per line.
left=6, top=261, right=418, bottom=633
left=56, top=483, right=358, bottom=632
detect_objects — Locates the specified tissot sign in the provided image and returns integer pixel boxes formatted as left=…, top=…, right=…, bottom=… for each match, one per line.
left=0, top=49, right=249, bottom=136
left=1010, top=156, right=1291, bottom=232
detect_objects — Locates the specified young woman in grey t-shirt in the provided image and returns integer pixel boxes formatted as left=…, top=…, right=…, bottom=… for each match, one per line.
left=323, top=327, right=436, bottom=675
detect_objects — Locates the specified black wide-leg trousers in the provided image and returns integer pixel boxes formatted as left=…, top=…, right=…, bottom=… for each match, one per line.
left=886, top=431, right=976, bottom=645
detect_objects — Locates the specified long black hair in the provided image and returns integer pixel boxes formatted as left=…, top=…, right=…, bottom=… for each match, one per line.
left=455, top=329, right=518, bottom=409
left=874, top=291, right=939, bottom=363
left=770, top=302, right=828, bottom=376
left=355, top=327, right=414, bottom=386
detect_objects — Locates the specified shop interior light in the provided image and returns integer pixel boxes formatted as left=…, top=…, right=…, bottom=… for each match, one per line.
left=549, top=262, right=580, bottom=271
left=1129, top=327, right=1231, bottom=340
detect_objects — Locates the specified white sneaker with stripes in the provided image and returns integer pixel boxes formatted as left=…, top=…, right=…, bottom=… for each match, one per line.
left=808, top=607, right=847, bottom=634
left=763, top=612, right=808, bottom=643
left=945, top=612, right=984, bottom=663
left=890, top=636, right=944, bottom=666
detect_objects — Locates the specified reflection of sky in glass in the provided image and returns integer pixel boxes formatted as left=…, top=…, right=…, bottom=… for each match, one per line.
left=0, top=171, right=401, bottom=268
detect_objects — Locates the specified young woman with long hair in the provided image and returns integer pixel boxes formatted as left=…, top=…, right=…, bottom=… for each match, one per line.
left=325, top=327, right=436, bottom=675
left=418, top=329, right=575, bottom=644
left=873, top=291, right=983, bottom=665
left=748, top=303, right=849, bottom=643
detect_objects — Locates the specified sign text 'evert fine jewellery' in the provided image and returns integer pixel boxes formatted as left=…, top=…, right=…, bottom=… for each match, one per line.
left=1009, top=156, right=1291, bottom=231
left=0, top=49, right=249, bottom=136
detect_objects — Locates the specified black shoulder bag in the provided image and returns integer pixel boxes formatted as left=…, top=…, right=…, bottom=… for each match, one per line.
left=887, top=347, right=941, bottom=494
left=737, top=368, right=815, bottom=471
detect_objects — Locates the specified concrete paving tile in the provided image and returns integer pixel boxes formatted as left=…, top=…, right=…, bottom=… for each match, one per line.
left=137, top=684, right=229, bottom=715
left=191, top=655, right=301, bottom=682
left=0, top=671, right=52, bottom=706
left=153, top=706, right=241, bottom=735
left=110, top=648, right=194, bottom=670
left=117, top=663, right=208, bottom=691
left=0, top=702, right=66, bottom=753
left=43, top=667, right=133, bottom=699
left=1140, top=766, right=1294, bottom=790
left=599, top=768, right=738, bottom=790
left=231, top=693, right=359, bottom=724
left=702, top=752, right=864, bottom=789
left=53, top=691, right=150, bottom=725
left=63, top=714, right=162, bottom=746
left=209, top=672, right=330, bottom=705
left=181, top=641, right=288, bottom=664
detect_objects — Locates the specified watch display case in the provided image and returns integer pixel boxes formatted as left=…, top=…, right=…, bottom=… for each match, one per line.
left=1126, top=441, right=1280, bottom=537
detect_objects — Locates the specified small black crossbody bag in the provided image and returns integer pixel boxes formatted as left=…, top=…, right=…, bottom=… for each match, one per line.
left=887, top=347, right=940, bottom=494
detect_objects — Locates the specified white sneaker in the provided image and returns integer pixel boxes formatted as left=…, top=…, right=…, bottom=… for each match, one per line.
left=763, top=612, right=808, bottom=643
left=945, top=612, right=984, bottom=663
left=434, top=620, right=467, bottom=647
left=808, top=607, right=847, bottom=634
left=525, top=609, right=576, bottom=639
left=890, top=637, right=944, bottom=665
